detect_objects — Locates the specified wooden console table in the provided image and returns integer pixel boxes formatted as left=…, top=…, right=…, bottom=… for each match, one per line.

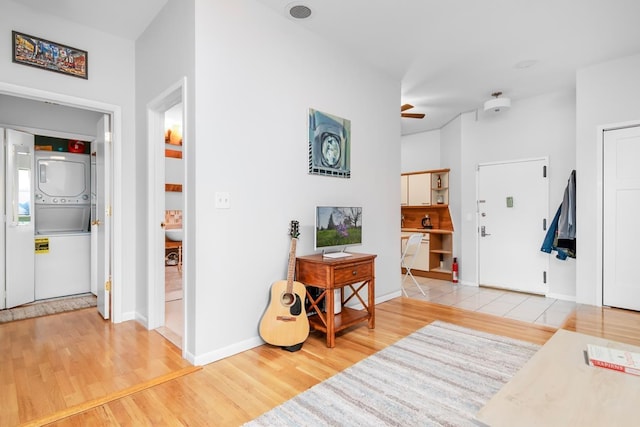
left=295, top=253, right=376, bottom=348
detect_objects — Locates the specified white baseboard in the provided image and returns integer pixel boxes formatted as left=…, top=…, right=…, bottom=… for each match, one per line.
left=545, top=292, right=576, bottom=302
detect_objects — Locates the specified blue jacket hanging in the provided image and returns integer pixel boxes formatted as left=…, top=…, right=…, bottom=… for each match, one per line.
left=541, top=170, right=576, bottom=260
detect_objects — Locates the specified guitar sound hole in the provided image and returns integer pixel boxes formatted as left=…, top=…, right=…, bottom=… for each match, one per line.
left=280, top=292, right=295, bottom=306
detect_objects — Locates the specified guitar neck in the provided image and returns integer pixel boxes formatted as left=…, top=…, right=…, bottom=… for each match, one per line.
left=286, top=237, right=297, bottom=293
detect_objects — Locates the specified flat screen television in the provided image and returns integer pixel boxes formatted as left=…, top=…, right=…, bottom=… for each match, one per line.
left=314, top=206, right=362, bottom=258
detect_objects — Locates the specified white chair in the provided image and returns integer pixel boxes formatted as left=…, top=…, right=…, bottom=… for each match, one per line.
left=401, top=233, right=425, bottom=296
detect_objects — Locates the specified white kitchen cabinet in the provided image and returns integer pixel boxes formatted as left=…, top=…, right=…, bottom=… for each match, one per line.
left=407, top=173, right=431, bottom=206
left=400, top=175, right=408, bottom=205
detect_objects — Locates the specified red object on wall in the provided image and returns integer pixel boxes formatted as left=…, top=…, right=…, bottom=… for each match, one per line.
left=452, top=257, right=459, bottom=283
left=68, top=140, right=85, bottom=153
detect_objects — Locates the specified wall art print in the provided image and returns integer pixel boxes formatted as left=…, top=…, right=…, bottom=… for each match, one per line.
left=12, top=31, right=88, bottom=79
left=308, top=108, right=351, bottom=178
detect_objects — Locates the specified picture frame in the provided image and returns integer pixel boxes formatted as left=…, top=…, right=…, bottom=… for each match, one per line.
left=12, top=31, right=88, bottom=79
left=308, top=108, right=351, bottom=178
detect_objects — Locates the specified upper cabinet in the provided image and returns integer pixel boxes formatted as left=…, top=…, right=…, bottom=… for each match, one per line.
left=400, top=174, right=408, bottom=205
left=401, top=169, right=449, bottom=207
left=407, top=172, right=431, bottom=206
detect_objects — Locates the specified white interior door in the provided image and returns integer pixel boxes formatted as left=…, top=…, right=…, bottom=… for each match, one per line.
left=92, top=115, right=111, bottom=319
left=478, top=159, right=548, bottom=294
left=5, top=129, right=35, bottom=308
left=603, top=126, right=640, bottom=311
left=0, top=128, right=4, bottom=309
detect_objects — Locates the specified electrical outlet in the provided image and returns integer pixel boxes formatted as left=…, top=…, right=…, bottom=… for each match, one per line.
left=215, top=192, right=230, bottom=209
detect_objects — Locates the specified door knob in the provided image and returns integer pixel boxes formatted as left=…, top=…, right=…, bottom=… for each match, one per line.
left=480, top=225, right=491, bottom=237
left=91, top=219, right=102, bottom=226
left=161, top=222, right=166, bottom=229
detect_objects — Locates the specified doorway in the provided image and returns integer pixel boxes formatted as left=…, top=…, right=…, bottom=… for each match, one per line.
left=146, top=79, right=187, bottom=352
left=477, top=158, right=549, bottom=294
left=0, top=83, right=120, bottom=321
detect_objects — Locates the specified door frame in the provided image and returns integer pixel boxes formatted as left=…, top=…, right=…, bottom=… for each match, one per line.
left=0, top=82, right=123, bottom=322
left=475, top=156, right=549, bottom=290
left=596, top=120, right=640, bottom=307
left=146, top=78, right=187, bottom=354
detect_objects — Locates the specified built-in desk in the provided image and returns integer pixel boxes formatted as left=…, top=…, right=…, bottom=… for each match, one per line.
left=295, top=253, right=376, bottom=348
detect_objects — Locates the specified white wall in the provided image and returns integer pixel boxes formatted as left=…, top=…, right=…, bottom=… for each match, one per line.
left=0, top=0, right=137, bottom=318
left=576, top=53, right=640, bottom=305
left=0, top=95, right=102, bottom=137
left=451, top=91, right=576, bottom=298
left=192, top=0, right=400, bottom=364
left=401, top=130, right=441, bottom=172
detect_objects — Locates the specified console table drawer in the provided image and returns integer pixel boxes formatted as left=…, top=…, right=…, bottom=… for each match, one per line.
left=334, top=262, right=372, bottom=285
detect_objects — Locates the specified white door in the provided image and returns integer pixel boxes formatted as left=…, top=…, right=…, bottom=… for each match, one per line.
left=603, top=126, right=640, bottom=311
left=0, top=129, right=4, bottom=309
left=478, top=159, right=548, bottom=294
left=4, top=129, right=35, bottom=308
left=92, top=115, right=111, bottom=319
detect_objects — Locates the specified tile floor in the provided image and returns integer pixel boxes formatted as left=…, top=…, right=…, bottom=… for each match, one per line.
left=403, top=275, right=577, bottom=328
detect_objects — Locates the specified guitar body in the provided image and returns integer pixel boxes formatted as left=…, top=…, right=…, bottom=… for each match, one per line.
left=259, top=279, right=309, bottom=346
left=259, top=220, right=310, bottom=348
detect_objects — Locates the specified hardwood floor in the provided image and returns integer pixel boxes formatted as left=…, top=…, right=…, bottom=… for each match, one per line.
left=0, top=308, right=195, bottom=427
left=3, top=297, right=640, bottom=426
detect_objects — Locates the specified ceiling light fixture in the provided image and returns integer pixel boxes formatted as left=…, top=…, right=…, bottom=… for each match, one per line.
left=483, top=91, right=511, bottom=113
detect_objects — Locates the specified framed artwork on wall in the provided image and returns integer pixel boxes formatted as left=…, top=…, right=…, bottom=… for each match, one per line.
left=308, top=108, right=351, bottom=178
left=12, top=31, right=88, bottom=79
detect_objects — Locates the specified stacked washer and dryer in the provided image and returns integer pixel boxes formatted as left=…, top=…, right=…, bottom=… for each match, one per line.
left=34, top=151, right=91, bottom=300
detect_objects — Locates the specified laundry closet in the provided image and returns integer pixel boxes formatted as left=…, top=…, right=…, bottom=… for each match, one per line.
left=0, top=94, right=105, bottom=311
left=1, top=130, right=93, bottom=309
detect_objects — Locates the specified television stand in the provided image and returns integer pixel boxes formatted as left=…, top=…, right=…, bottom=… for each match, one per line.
left=322, top=251, right=352, bottom=259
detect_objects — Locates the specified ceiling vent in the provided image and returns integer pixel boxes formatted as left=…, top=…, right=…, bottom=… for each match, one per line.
left=484, top=91, right=511, bottom=112
left=288, top=4, right=312, bottom=19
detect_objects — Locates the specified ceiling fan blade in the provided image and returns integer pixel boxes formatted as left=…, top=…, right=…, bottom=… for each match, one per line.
left=401, top=104, right=414, bottom=112
left=401, top=113, right=425, bottom=119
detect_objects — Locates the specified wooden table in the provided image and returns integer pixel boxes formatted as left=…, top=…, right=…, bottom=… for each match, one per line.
left=476, top=329, right=640, bottom=426
left=295, top=253, right=376, bottom=348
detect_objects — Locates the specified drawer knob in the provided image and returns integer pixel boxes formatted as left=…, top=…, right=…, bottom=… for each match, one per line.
left=352, top=270, right=357, bottom=275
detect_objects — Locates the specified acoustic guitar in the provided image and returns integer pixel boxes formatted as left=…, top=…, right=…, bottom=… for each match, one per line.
left=259, top=220, right=310, bottom=348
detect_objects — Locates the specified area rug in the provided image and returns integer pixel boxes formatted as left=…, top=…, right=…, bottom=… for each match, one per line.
left=245, top=321, right=540, bottom=427
left=0, top=294, right=97, bottom=323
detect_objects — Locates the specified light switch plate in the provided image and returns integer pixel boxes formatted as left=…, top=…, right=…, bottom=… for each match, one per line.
left=215, top=192, right=230, bottom=209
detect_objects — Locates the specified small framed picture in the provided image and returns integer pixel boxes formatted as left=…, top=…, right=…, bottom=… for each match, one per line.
left=12, top=31, right=88, bottom=79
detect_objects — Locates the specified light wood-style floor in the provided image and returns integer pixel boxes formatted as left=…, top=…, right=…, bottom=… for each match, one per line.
left=3, top=297, right=640, bottom=426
